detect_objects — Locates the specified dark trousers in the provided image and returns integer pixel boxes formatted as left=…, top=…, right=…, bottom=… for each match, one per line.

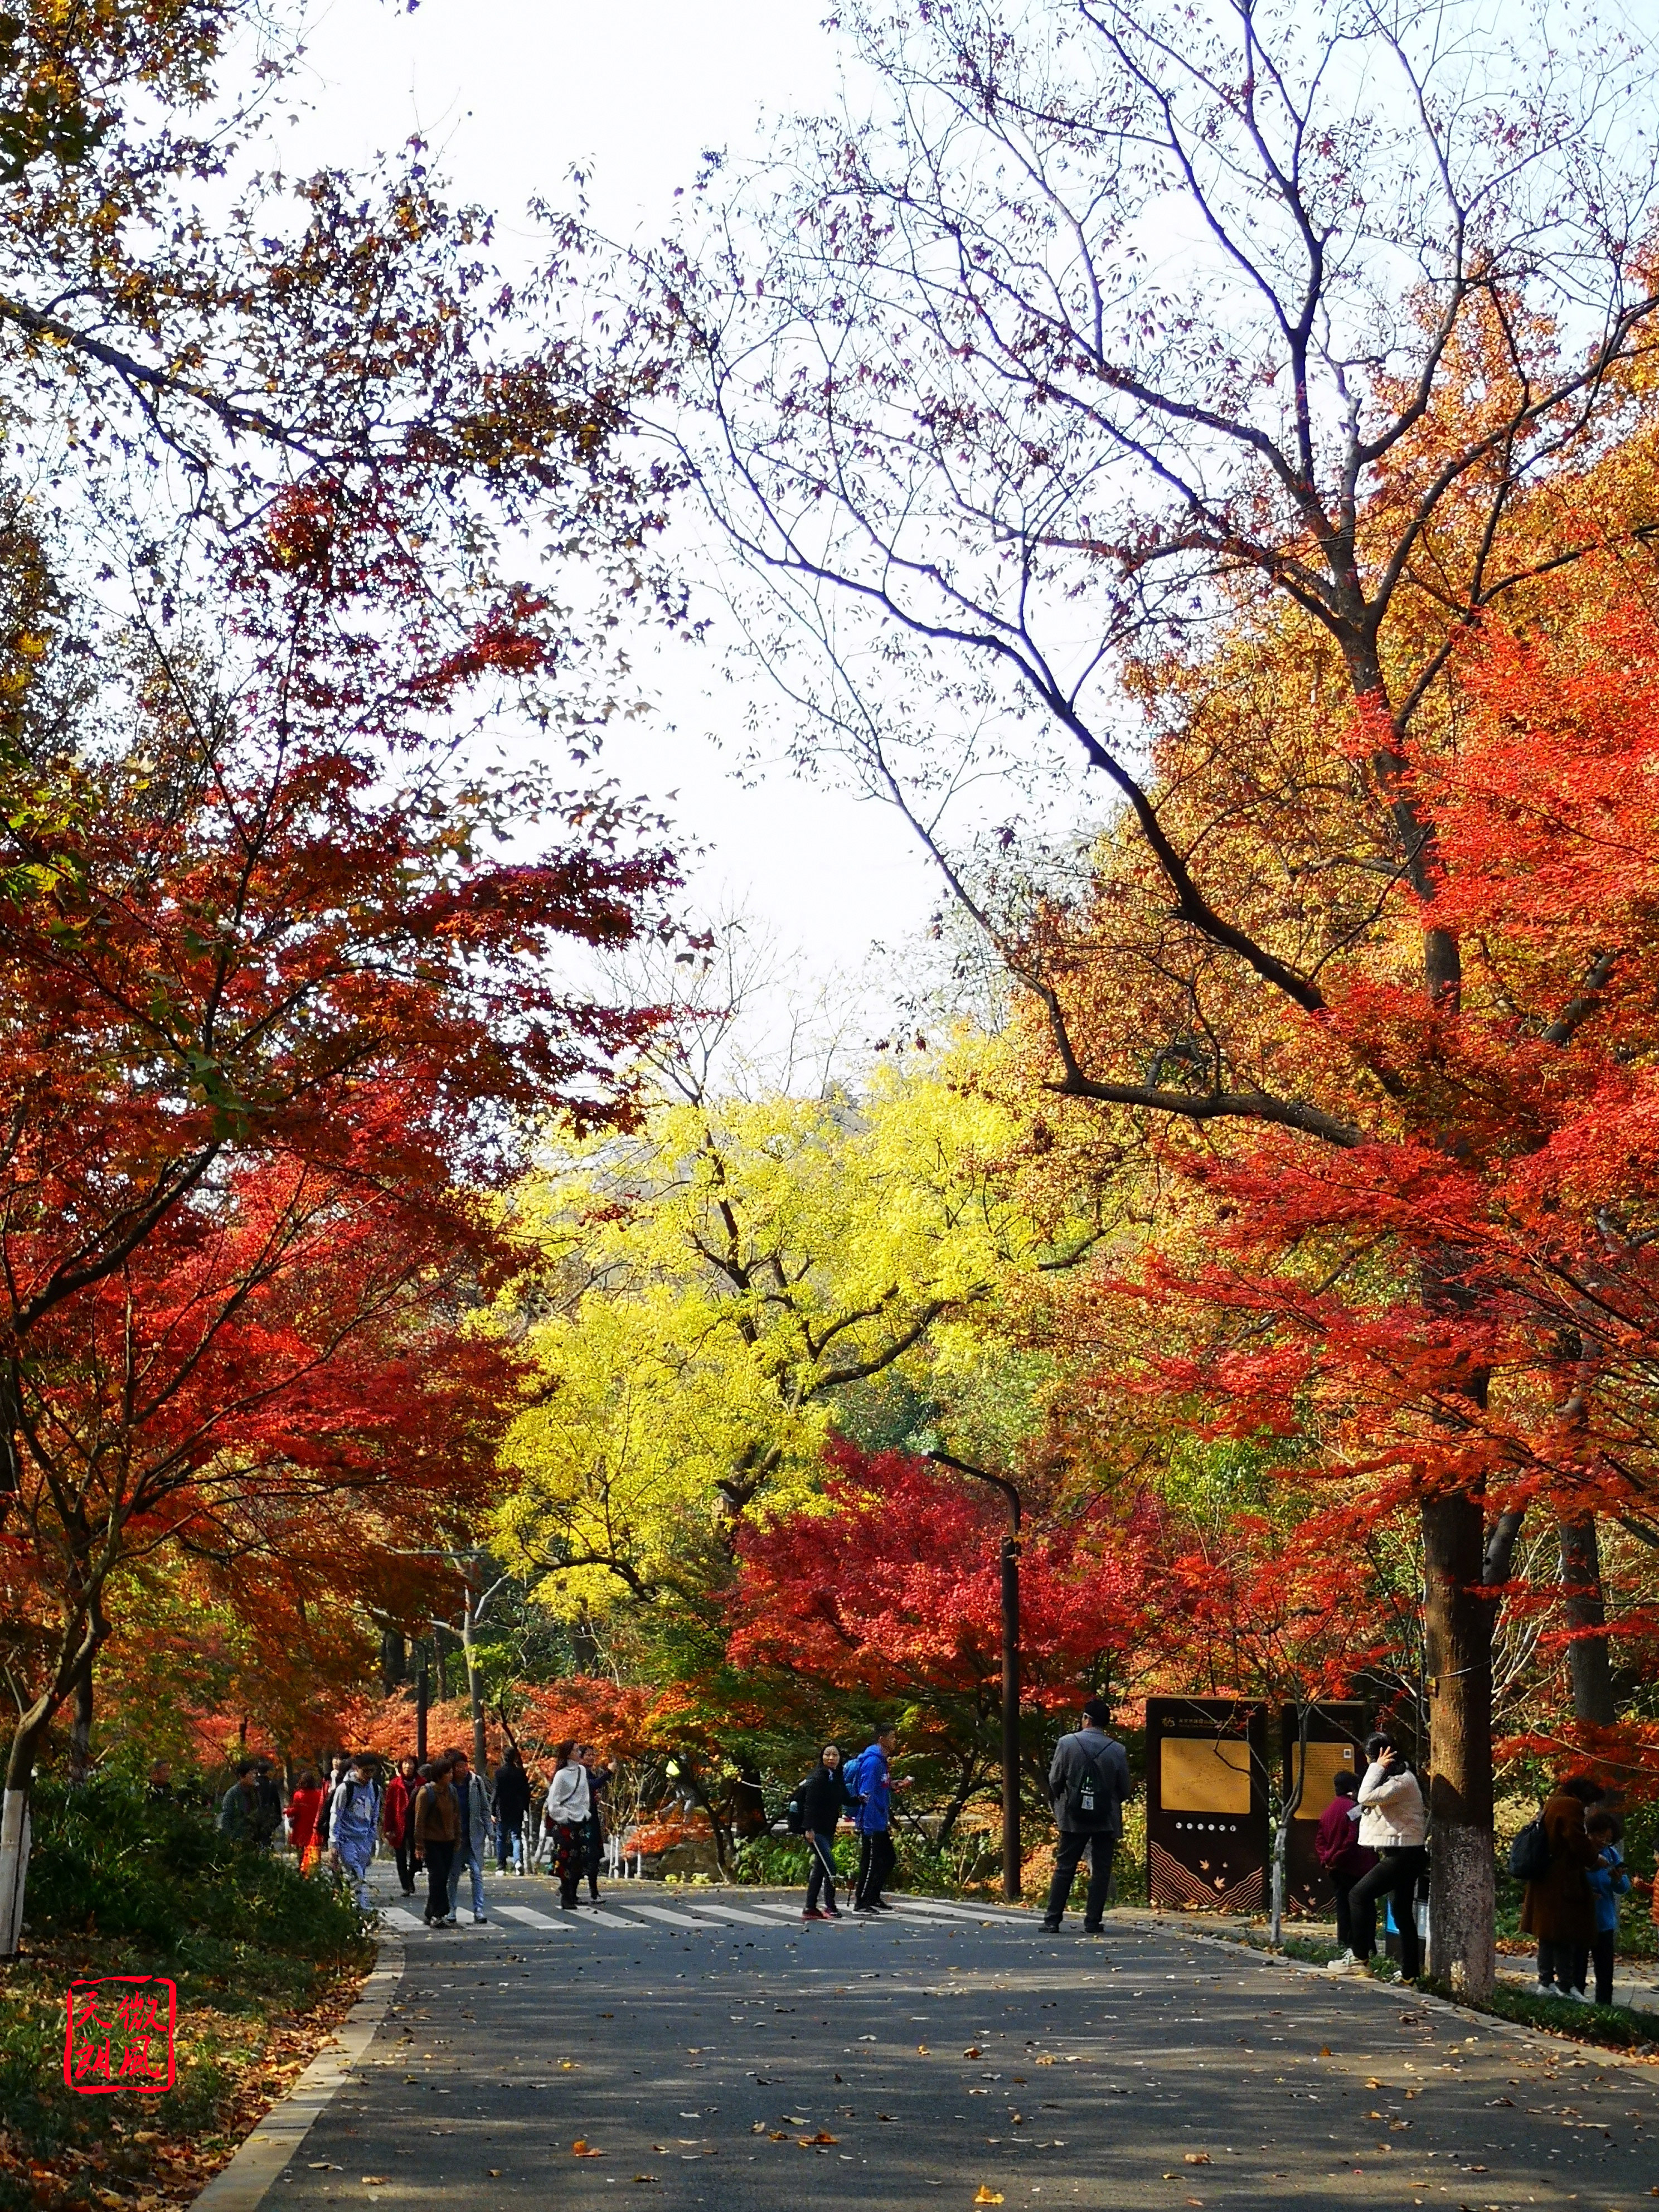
left=806, top=1832, right=840, bottom=1910
left=585, top=1817, right=604, bottom=1899
left=1537, top=1936, right=1574, bottom=1989
left=855, top=1827, right=896, bottom=1907
left=1043, top=1830, right=1115, bottom=1929
left=1349, top=1846, right=1426, bottom=1978
left=1568, top=1932, right=1616, bottom=2005
left=496, top=1817, right=523, bottom=1873
left=394, top=1828, right=418, bottom=1894
left=422, top=1839, right=455, bottom=1923
left=1331, top=1870, right=1360, bottom=1952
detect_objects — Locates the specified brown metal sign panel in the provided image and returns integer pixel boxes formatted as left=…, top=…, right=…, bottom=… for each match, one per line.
left=1280, top=1702, right=1370, bottom=1918
left=1145, top=1697, right=1269, bottom=1913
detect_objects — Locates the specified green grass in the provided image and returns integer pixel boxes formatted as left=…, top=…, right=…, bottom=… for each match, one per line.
left=1425, top=1975, right=1659, bottom=2053
left=1, top=1782, right=371, bottom=2212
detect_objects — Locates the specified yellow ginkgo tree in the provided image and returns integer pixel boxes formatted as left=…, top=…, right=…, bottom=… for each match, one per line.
left=491, top=1036, right=1107, bottom=1620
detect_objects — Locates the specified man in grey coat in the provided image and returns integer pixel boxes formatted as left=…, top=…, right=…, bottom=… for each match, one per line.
left=1042, top=1696, right=1132, bottom=1934
left=444, top=1750, right=492, bottom=1924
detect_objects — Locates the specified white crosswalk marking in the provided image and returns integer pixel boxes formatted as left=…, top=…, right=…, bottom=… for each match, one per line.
left=571, top=1906, right=659, bottom=1931
left=621, top=1902, right=733, bottom=1930
left=380, top=1908, right=425, bottom=1932
left=678, top=1901, right=794, bottom=1928
left=889, top=1897, right=1026, bottom=1924
left=496, top=1905, right=574, bottom=1932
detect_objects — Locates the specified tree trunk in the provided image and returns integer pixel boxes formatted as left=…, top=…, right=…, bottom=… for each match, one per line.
left=0, top=1696, right=50, bottom=1958
left=1422, top=1491, right=1495, bottom=1995
left=380, top=1627, right=407, bottom=1694
left=1558, top=1515, right=1617, bottom=1726
left=462, top=1592, right=488, bottom=1777
left=67, top=1657, right=94, bottom=1786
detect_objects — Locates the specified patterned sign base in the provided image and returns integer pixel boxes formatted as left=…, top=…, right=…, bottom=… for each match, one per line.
left=1149, top=1840, right=1265, bottom=1914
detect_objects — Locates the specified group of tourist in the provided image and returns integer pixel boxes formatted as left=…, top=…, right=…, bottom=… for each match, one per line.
left=216, top=1739, right=613, bottom=1927
left=216, top=1704, right=1647, bottom=1994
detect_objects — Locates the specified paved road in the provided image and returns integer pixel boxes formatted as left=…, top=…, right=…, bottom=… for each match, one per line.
left=270, top=1867, right=1658, bottom=2212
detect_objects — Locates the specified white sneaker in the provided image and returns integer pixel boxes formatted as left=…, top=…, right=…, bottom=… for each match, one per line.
left=1323, top=1950, right=1361, bottom=1972
left=1563, top=1985, right=1592, bottom=2003
left=1530, top=1981, right=1561, bottom=1999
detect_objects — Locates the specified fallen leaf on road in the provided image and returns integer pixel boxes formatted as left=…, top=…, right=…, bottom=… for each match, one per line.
left=631, top=2177, right=658, bottom=2186
left=1183, top=2154, right=1211, bottom=2166
left=1319, top=2046, right=1332, bottom=2058
left=973, top=2192, right=1003, bottom=2206
left=361, top=2180, right=387, bottom=2189
left=963, top=2046, right=983, bottom=2058
left=751, top=2123, right=767, bottom=2135
left=797, top=2132, right=839, bottom=2146
left=487, top=2174, right=502, bottom=2181
left=768, top=2132, right=790, bottom=2142
left=918, top=2044, right=931, bottom=2054
left=573, top=2141, right=603, bottom=2158
left=1364, top=2079, right=1384, bottom=2089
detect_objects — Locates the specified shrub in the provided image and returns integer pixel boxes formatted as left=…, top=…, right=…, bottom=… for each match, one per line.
left=23, top=1779, right=363, bottom=1957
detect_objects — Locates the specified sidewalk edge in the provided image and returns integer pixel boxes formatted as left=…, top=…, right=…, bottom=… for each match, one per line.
left=190, top=1932, right=404, bottom=2212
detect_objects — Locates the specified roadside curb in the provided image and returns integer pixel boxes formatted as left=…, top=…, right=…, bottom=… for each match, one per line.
left=1112, top=1908, right=1659, bottom=2084
left=191, top=1933, right=404, bottom=2212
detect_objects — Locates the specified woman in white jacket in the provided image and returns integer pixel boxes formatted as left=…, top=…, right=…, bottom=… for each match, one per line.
left=538, top=1741, right=591, bottom=1909
left=1339, top=1733, right=1429, bottom=1978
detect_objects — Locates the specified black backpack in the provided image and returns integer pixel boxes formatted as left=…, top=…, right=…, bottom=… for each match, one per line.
left=1508, top=1813, right=1551, bottom=1882
left=1063, top=1739, right=1120, bottom=1828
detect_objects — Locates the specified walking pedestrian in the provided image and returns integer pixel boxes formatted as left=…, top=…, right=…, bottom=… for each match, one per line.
left=217, top=1757, right=266, bottom=1843
left=252, top=1759, right=284, bottom=1849
left=1316, top=1769, right=1376, bottom=1972
left=1041, top=1696, right=1133, bottom=1934
left=845, top=1724, right=911, bottom=1912
left=413, top=1757, right=460, bottom=1927
left=1346, top=1733, right=1429, bottom=1981
left=1521, top=1771, right=1605, bottom=1999
left=383, top=1754, right=421, bottom=1895
left=327, top=1755, right=382, bottom=1909
left=287, top=1769, right=327, bottom=1873
left=793, top=1744, right=854, bottom=1920
left=444, top=1749, right=491, bottom=1925
left=1573, top=1810, right=1631, bottom=2007
left=493, top=1747, right=532, bottom=1875
left=540, top=1741, right=591, bottom=1909
left=580, top=1746, right=611, bottom=1903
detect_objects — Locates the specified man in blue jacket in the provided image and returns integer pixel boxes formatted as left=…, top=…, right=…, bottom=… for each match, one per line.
left=845, top=1725, right=910, bottom=1912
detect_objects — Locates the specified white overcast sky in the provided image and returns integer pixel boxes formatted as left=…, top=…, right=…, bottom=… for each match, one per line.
left=289, top=0, right=957, bottom=997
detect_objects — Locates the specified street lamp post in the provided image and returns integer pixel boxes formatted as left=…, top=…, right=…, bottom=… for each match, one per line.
left=930, top=1452, right=1023, bottom=1902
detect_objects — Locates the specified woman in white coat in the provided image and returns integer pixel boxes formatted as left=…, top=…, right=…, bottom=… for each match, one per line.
left=538, top=1740, right=591, bottom=1909
left=1345, top=1731, right=1429, bottom=1979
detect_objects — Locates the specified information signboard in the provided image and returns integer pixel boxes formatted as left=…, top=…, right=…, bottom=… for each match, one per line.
left=1280, top=1702, right=1370, bottom=1917
left=1145, top=1697, right=1269, bottom=1912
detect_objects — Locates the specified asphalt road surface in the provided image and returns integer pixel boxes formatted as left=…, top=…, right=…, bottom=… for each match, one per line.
left=269, top=1865, right=1658, bottom=2212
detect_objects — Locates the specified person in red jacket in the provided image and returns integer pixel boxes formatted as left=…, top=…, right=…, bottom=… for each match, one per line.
left=1316, top=1769, right=1376, bottom=1972
left=382, top=1754, right=421, bottom=1897
left=287, top=1770, right=327, bottom=1873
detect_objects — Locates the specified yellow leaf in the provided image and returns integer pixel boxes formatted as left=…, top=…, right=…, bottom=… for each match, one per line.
left=974, top=2191, right=1005, bottom=2205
